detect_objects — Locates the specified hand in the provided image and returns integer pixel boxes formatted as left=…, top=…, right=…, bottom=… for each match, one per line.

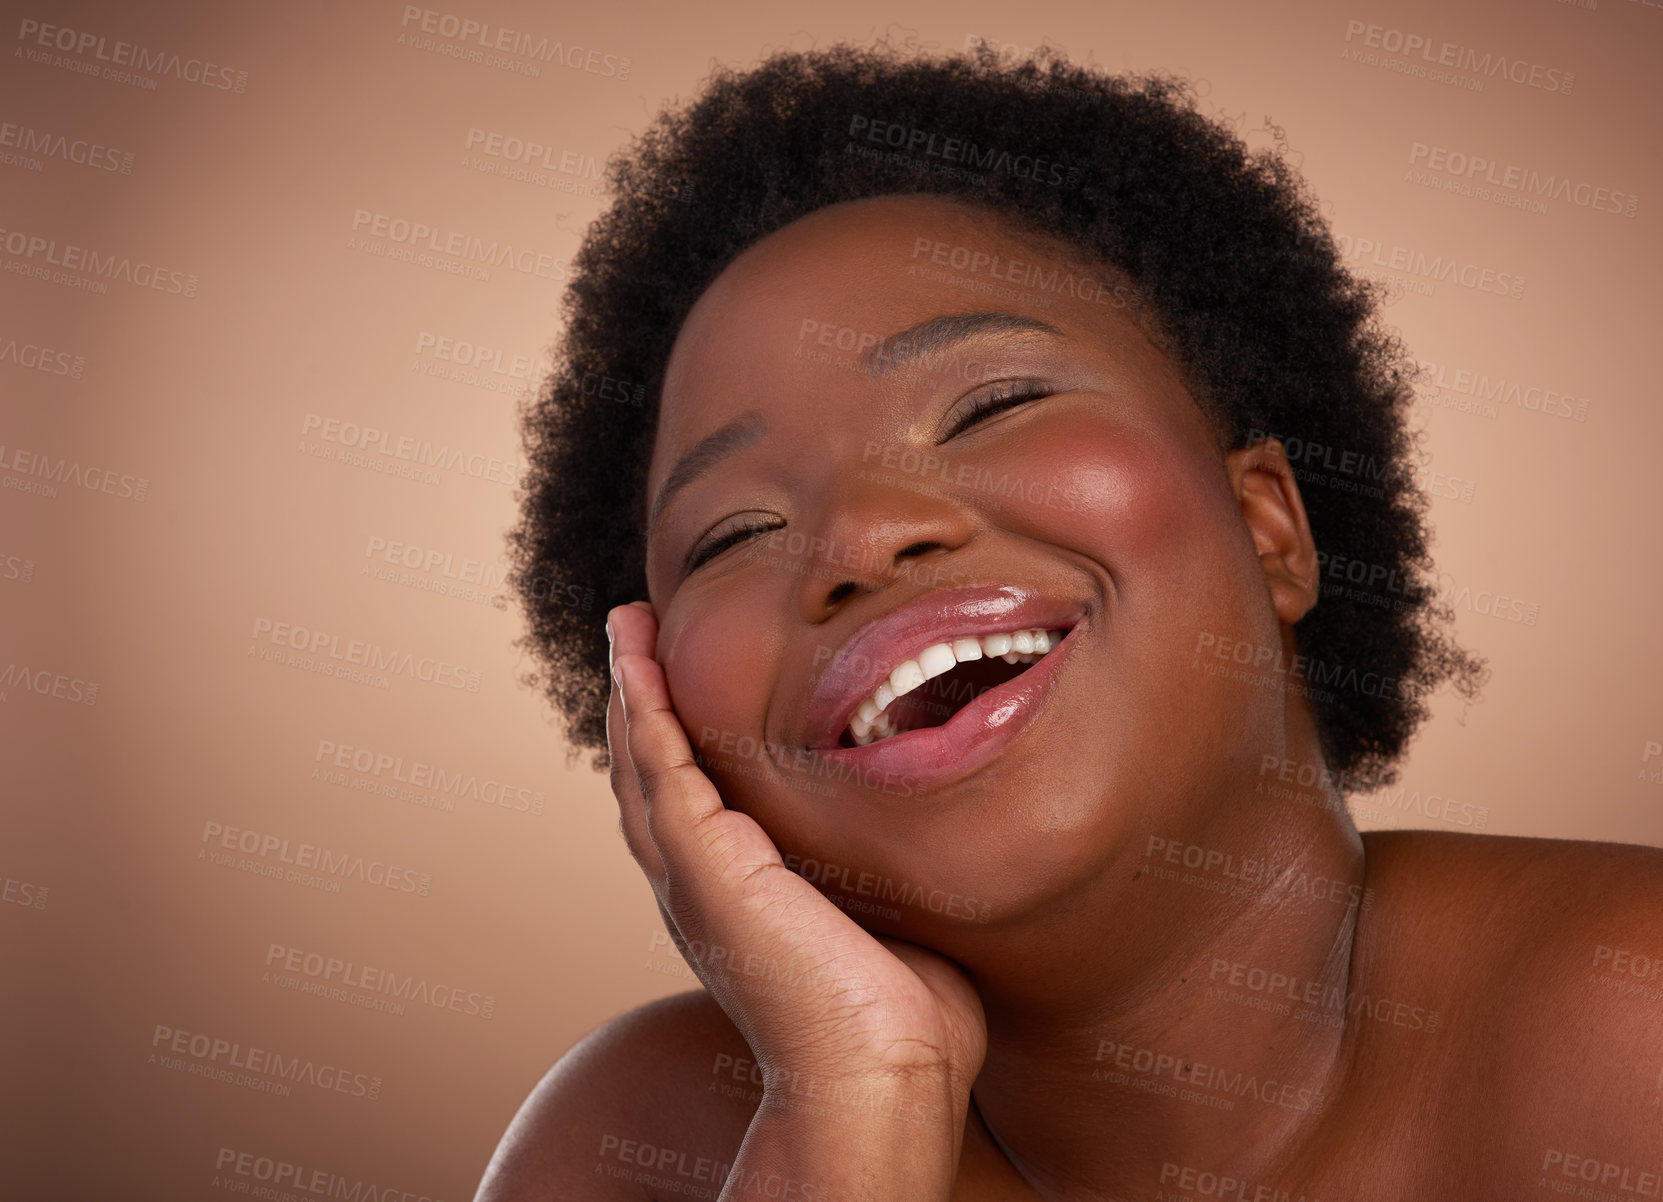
left=606, top=601, right=988, bottom=1107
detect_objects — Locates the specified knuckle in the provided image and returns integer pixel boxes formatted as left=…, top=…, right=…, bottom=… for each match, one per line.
left=660, top=877, right=702, bottom=936
left=634, top=754, right=698, bottom=800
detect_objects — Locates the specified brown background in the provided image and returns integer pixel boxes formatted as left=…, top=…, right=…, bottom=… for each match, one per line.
left=2, top=0, right=1658, bottom=1197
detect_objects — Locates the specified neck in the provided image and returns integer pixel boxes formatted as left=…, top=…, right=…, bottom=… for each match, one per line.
left=943, top=736, right=1368, bottom=1199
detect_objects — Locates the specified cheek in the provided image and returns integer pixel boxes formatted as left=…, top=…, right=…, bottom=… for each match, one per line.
left=1011, top=417, right=1274, bottom=695
left=658, top=579, right=783, bottom=755
left=1012, top=416, right=1243, bottom=582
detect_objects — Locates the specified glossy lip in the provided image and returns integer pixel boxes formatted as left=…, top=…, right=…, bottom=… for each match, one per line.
left=806, top=616, right=1084, bottom=792
left=802, top=584, right=1087, bottom=752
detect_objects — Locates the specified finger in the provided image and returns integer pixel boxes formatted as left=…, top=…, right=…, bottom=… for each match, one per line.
left=611, top=644, right=784, bottom=890
left=606, top=606, right=666, bottom=886
left=608, top=674, right=666, bottom=886
left=610, top=603, right=797, bottom=951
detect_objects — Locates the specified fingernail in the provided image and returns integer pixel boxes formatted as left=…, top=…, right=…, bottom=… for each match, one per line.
left=611, top=659, right=625, bottom=689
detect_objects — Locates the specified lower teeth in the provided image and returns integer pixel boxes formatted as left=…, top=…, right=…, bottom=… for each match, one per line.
left=853, top=713, right=900, bottom=746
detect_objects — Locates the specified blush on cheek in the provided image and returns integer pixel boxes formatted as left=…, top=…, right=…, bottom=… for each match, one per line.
left=1033, top=422, right=1228, bottom=566
left=658, top=608, right=804, bottom=826
left=658, top=593, right=776, bottom=761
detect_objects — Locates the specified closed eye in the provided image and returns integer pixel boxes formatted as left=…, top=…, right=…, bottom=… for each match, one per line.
left=684, top=517, right=782, bottom=573
left=939, top=381, right=1052, bottom=442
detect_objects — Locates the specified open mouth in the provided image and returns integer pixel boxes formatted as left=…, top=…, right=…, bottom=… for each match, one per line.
left=839, top=627, right=1072, bottom=747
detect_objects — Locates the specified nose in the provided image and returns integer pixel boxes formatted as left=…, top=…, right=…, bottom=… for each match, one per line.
left=794, top=480, right=978, bottom=622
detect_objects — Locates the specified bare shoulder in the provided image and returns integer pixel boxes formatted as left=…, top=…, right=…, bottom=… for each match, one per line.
left=1362, top=826, right=1663, bottom=934
left=1361, top=827, right=1663, bottom=972
left=475, top=989, right=762, bottom=1201
left=1358, top=830, right=1663, bottom=1169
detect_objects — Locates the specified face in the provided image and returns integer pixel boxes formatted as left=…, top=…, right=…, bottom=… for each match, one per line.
left=642, top=194, right=1314, bottom=939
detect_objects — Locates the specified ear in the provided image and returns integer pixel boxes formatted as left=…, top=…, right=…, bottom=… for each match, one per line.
left=1224, top=438, right=1319, bottom=627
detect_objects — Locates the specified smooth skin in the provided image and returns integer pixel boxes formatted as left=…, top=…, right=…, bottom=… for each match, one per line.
left=478, top=196, right=1663, bottom=1201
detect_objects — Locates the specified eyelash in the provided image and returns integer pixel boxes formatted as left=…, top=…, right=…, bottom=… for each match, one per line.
left=685, top=517, right=781, bottom=572
left=939, top=380, right=1052, bottom=441
left=684, top=381, right=1052, bottom=573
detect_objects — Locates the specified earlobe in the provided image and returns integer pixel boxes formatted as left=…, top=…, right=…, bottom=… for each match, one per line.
left=1225, top=438, right=1319, bottom=627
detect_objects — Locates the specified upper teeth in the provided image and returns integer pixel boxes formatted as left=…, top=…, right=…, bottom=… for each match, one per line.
left=848, top=628, right=1067, bottom=745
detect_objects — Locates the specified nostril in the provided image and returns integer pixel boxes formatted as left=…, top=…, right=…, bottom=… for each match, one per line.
left=897, top=540, right=943, bottom=559
left=826, top=581, right=859, bottom=606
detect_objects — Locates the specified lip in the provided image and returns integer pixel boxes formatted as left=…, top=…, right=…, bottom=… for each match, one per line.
left=802, top=584, right=1087, bottom=755
left=807, top=615, right=1084, bottom=792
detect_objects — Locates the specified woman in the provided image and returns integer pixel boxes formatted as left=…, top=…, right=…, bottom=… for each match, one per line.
left=481, top=41, right=1663, bottom=1201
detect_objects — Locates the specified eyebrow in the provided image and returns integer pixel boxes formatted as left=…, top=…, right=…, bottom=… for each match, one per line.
left=648, top=408, right=767, bottom=532
left=864, top=311, right=1063, bottom=377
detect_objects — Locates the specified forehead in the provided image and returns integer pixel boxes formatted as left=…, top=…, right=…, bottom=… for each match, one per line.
left=649, top=194, right=1161, bottom=492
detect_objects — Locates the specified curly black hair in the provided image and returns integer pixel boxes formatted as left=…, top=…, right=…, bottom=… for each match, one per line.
left=506, top=39, right=1485, bottom=791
